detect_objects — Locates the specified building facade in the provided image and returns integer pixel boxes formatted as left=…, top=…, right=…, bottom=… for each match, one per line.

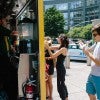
left=44, top=0, right=100, bottom=30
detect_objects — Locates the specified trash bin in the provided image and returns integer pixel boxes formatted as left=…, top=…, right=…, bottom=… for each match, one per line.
left=87, top=56, right=91, bottom=66
left=64, top=55, right=70, bottom=69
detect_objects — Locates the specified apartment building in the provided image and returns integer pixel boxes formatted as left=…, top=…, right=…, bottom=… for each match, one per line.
left=44, top=0, right=100, bottom=30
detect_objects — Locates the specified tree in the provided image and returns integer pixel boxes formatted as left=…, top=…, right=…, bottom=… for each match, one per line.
left=44, top=7, right=65, bottom=37
left=67, top=27, right=83, bottom=38
left=80, top=24, right=92, bottom=40
left=67, top=24, right=92, bottom=40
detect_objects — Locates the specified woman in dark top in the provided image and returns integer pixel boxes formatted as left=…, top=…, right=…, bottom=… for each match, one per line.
left=45, top=34, right=69, bottom=100
left=45, top=50, right=54, bottom=75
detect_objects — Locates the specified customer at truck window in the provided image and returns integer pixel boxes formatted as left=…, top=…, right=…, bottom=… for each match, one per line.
left=0, top=16, right=18, bottom=100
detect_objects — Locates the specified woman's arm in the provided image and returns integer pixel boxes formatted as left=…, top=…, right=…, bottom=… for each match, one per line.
left=49, top=44, right=60, bottom=50
left=45, top=42, right=67, bottom=58
left=47, top=46, right=66, bottom=59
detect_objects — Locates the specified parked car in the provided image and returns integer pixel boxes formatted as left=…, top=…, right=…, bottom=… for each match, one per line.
left=52, top=38, right=58, bottom=44
left=68, top=44, right=87, bottom=61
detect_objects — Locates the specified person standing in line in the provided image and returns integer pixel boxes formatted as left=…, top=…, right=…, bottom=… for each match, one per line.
left=45, top=34, right=69, bottom=100
left=79, top=24, right=100, bottom=100
left=45, top=37, right=54, bottom=100
left=0, top=16, right=18, bottom=100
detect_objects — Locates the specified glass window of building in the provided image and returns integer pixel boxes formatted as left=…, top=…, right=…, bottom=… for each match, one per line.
left=86, top=7, right=99, bottom=17
left=45, top=5, right=54, bottom=10
left=70, top=12, right=74, bottom=19
left=56, top=3, right=68, bottom=10
left=86, top=0, right=95, bottom=6
left=63, top=13, right=68, bottom=19
left=65, top=20, right=68, bottom=25
left=94, top=0, right=98, bottom=4
left=70, top=20, right=74, bottom=26
left=70, top=1, right=82, bottom=9
left=73, top=11, right=83, bottom=18
left=94, top=8, right=99, bottom=14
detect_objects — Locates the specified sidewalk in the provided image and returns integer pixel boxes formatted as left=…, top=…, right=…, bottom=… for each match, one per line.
left=52, top=61, right=91, bottom=100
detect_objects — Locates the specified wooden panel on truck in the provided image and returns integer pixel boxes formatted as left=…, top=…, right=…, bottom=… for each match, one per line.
left=18, top=54, right=29, bottom=97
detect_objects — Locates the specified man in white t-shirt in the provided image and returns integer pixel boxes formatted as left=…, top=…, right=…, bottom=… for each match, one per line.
left=82, top=24, right=100, bottom=100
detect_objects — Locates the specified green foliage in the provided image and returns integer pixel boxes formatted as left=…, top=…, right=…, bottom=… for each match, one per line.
left=67, top=24, right=92, bottom=40
left=44, top=7, right=65, bottom=37
left=80, top=24, right=92, bottom=40
left=67, top=27, right=83, bottom=38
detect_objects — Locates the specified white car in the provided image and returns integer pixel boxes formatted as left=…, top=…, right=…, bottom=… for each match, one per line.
left=68, top=44, right=87, bottom=61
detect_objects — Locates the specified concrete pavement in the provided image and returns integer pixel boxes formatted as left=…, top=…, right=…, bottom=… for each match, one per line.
left=52, top=61, right=91, bottom=100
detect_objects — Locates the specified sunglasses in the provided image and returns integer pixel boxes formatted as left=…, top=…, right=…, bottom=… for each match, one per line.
left=93, top=33, right=98, bottom=37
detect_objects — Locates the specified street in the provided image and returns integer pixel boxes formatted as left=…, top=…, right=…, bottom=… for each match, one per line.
left=52, top=61, right=91, bottom=100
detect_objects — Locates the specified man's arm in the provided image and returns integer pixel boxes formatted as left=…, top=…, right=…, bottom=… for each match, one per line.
left=78, top=40, right=96, bottom=52
left=83, top=48, right=100, bottom=66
